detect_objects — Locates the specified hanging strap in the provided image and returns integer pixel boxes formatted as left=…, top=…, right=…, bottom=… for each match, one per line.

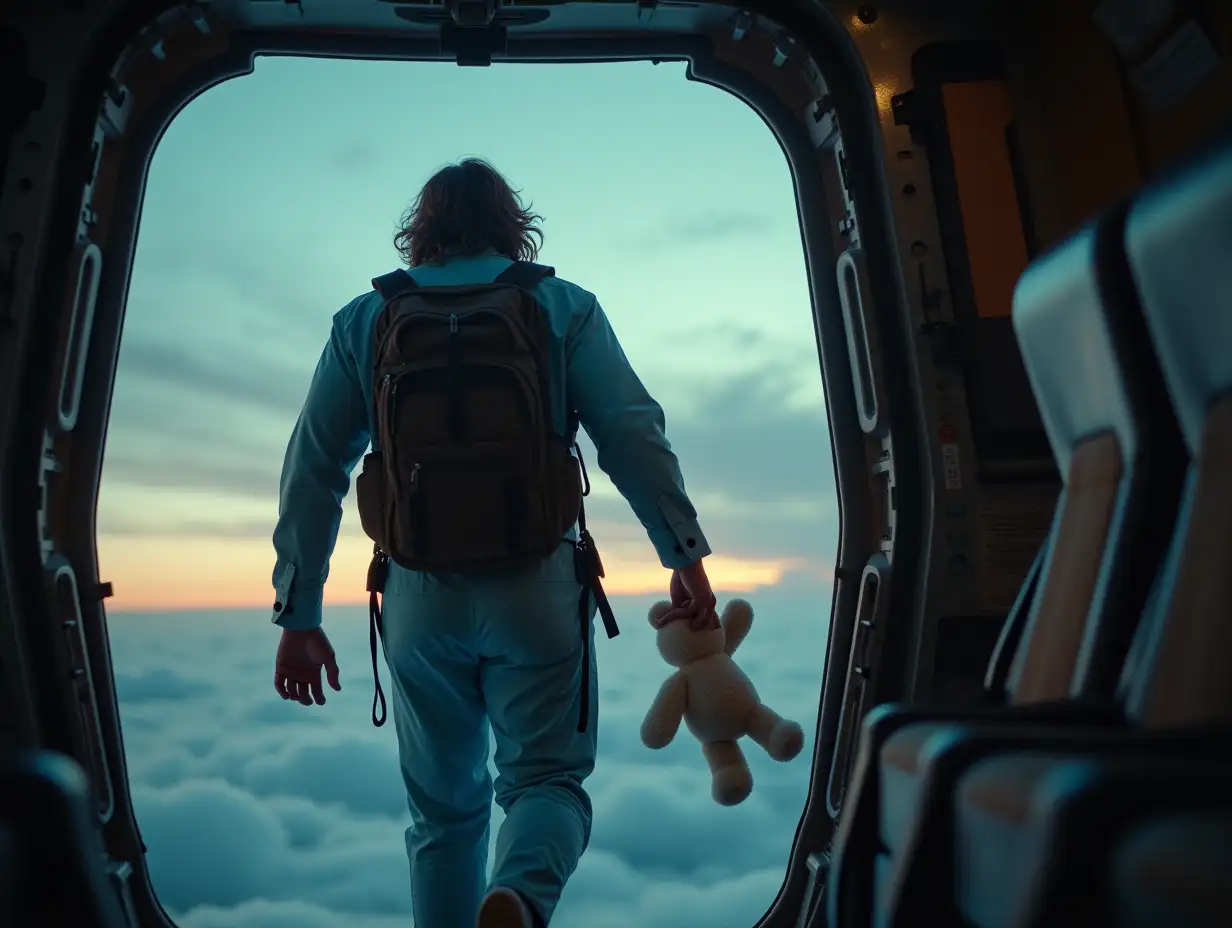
left=570, top=412, right=620, bottom=734
left=372, top=262, right=553, bottom=299
left=372, top=268, right=418, bottom=300
left=363, top=410, right=620, bottom=734
left=494, top=260, right=556, bottom=290
left=366, top=546, right=389, bottom=728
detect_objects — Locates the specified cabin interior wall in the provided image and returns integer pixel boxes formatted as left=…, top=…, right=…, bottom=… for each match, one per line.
left=1001, top=0, right=1144, bottom=250
left=894, top=0, right=1227, bottom=711
left=1004, top=0, right=1231, bottom=249
left=1126, top=0, right=1232, bottom=173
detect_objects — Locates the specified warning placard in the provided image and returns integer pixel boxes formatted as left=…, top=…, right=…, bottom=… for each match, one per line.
left=941, top=443, right=963, bottom=490
left=974, top=488, right=1058, bottom=615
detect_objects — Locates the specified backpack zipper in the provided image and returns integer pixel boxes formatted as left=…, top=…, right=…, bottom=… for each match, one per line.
left=378, top=303, right=542, bottom=370
left=380, top=372, right=399, bottom=551
left=409, top=461, right=425, bottom=557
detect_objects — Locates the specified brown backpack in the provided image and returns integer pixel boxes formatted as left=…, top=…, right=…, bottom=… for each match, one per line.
left=356, top=261, right=619, bottom=730
left=355, top=260, right=582, bottom=569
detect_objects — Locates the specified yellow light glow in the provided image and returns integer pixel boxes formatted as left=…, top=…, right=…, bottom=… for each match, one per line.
left=99, top=534, right=802, bottom=613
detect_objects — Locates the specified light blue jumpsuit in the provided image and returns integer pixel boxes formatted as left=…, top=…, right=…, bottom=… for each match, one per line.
left=269, top=251, right=710, bottom=926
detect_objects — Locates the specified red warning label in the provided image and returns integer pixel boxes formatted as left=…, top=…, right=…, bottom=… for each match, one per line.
left=939, top=422, right=957, bottom=443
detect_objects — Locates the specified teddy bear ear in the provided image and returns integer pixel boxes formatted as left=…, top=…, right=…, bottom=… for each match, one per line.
left=722, top=598, right=754, bottom=624
left=648, top=600, right=672, bottom=625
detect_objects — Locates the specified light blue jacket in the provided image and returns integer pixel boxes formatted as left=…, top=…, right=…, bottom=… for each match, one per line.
left=270, top=252, right=711, bottom=630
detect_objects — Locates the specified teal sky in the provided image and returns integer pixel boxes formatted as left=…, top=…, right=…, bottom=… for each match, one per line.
left=97, top=57, right=837, bottom=609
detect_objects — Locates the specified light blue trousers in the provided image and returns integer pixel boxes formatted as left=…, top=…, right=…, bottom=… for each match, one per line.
left=378, top=541, right=599, bottom=927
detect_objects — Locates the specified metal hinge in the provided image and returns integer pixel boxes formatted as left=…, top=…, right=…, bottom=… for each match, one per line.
left=874, top=439, right=896, bottom=554
left=100, top=79, right=132, bottom=140
left=107, top=858, right=139, bottom=926
left=440, top=0, right=506, bottom=65
left=795, top=848, right=833, bottom=927
left=37, top=432, right=60, bottom=563
left=891, top=88, right=935, bottom=128
left=731, top=10, right=753, bottom=41
left=0, top=232, right=22, bottom=327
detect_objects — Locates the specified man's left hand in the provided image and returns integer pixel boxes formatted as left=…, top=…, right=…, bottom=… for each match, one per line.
left=274, top=627, right=341, bottom=706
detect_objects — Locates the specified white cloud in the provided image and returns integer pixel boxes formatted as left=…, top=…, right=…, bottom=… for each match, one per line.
left=108, top=592, right=828, bottom=926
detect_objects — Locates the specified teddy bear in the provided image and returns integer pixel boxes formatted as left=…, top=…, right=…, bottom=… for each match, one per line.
left=640, top=597, right=806, bottom=806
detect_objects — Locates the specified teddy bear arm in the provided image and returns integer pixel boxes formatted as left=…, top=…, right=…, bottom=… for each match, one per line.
left=640, top=672, right=688, bottom=750
left=722, top=608, right=753, bottom=657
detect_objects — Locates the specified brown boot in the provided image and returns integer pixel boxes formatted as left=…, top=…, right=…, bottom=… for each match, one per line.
left=476, top=887, right=533, bottom=928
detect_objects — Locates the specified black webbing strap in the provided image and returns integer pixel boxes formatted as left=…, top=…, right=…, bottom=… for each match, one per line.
left=446, top=313, right=466, bottom=441
left=372, top=269, right=418, bottom=300
left=365, top=531, right=617, bottom=735
left=367, top=546, right=390, bottom=727
left=361, top=409, right=618, bottom=735
left=570, top=414, right=620, bottom=733
left=366, top=269, right=405, bottom=728
left=494, top=260, right=556, bottom=290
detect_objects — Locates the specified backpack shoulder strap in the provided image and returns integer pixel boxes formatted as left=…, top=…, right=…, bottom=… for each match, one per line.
left=494, top=261, right=556, bottom=291
left=372, top=269, right=418, bottom=300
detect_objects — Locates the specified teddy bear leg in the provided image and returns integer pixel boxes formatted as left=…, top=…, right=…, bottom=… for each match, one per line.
left=702, top=741, right=753, bottom=806
left=745, top=704, right=805, bottom=762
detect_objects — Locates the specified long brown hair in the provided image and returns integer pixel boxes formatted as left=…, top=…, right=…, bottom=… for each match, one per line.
left=393, top=158, right=544, bottom=266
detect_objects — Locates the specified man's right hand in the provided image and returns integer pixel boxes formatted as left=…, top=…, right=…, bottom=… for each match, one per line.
left=652, top=558, right=718, bottom=630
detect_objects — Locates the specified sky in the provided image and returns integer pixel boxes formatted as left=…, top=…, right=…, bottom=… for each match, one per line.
left=96, top=57, right=838, bottom=927
left=96, top=56, right=837, bottom=612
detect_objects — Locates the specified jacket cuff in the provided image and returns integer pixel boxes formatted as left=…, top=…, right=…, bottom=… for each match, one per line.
left=649, top=494, right=712, bottom=569
left=270, top=563, right=324, bottom=630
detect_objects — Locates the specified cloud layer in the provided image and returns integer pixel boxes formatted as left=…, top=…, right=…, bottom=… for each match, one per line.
left=110, top=592, right=829, bottom=927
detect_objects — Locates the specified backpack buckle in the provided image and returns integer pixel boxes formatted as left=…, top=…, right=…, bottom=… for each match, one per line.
left=573, top=531, right=605, bottom=583
left=366, top=546, right=390, bottom=595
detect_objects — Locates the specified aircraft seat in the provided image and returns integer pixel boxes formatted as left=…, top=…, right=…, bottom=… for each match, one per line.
left=0, top=823, right=13, bottom=926
left=824, top=184, right=1191, bottom=928
left=865, top=193, right=1191, bottom=927
left=1110, top=809, right=1232, bottom=928
left=949, top=126, right=1232, bottom=928
left=824, top=538, right=1058, bottom=928
left=980, top=542, right=1048, bottom=703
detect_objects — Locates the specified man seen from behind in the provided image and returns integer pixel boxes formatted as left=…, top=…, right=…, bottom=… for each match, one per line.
left=268, top=158, right=716, bottom=928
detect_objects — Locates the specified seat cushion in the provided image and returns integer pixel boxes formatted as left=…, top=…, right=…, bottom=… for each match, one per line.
left=953, top=754, right=1065, bottom=928
left=872, top=850, right=894, bottom=926
left=879, top=722, right=951, bottom=850
left=1112, top=811, right=1232, bottom=928
left=882, top=719, right=946, bottom=852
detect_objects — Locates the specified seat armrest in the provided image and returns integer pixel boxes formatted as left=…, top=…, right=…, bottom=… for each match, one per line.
left=931, top=719, right=1232, bottom=761
left=866, top=698, right=1121, bottom=742
left=907, top=720, right=1232, bottom=837
left=882, top=728, right=1232, bottom=928
left=826, top=698, right=1118, bottom=928
left=1022, top=759, right=1232, bottom=928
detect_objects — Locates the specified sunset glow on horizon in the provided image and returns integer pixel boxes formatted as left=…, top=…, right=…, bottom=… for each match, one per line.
left=99, top=527, right=807, bottom=613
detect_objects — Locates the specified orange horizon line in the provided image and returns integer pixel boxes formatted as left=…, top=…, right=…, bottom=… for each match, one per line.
left=97, top=554, right=834, bottom=614
left=106, top=580, right=834, bottom=614
left=107, top=591, right=776, bottom=614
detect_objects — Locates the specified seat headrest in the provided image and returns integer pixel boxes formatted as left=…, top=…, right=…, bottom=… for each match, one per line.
left=1126, top=130, right=1232, bottom=455
left=1012, top=218, right=1138, bottom=477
